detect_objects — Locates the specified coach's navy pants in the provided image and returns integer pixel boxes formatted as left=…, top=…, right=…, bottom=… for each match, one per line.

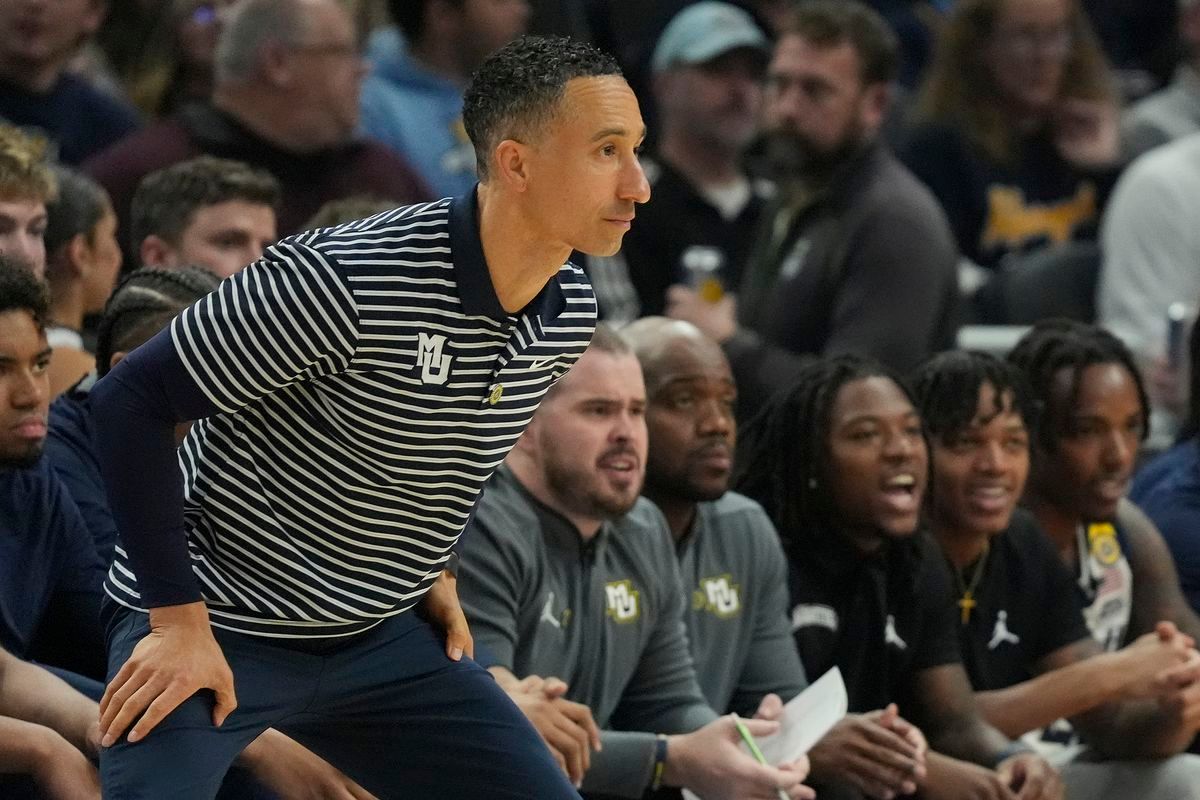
left=100, top=607, right=579, bottom=799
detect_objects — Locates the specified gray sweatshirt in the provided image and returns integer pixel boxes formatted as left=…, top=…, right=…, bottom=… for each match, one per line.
left=459, top=466, right=717, bottom=798
left=677, top=492, right=807, bottom=716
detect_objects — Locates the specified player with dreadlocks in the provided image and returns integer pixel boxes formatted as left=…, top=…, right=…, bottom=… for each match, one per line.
left=733, top=354, right=1061, bottom=800
left=915, top=350, right=1200, bottom=798
left=1008, top=320, right=1200, bottom=761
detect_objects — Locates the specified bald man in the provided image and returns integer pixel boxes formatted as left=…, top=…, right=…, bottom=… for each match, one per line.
left=623, top=317, right=806, bottom=716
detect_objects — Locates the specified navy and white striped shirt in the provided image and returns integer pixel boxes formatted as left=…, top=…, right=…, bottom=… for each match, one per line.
left=98, top=193, right=596, bottom=638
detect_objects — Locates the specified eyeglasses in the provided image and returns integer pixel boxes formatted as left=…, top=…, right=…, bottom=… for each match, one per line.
left=993, top=25, right=1074, bottom=60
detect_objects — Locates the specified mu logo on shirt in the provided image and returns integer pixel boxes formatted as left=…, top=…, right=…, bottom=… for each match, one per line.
left=416, top=332, right=452, bottom=385
left=605, top=580, right=640, bottom=623
left=693, top=575, right=741, bottom=618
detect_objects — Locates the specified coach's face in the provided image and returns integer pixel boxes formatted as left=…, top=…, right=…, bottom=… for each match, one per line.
left=0, top=309, right=50, bottom=468
left=527, top=75, right=651, bottom=257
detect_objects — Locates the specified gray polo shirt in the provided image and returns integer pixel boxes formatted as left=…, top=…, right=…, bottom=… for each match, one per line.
left=677, top=492, right=807, bottom=716
left=459, top=466, right=716, bottom=798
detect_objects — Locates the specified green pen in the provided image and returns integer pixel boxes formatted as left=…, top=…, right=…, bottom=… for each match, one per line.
left=731, top=713, right=790, bottom=800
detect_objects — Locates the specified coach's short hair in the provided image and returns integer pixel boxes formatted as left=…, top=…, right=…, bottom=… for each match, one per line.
left=130, top=157, right=280, bottom=250
left=463, top=36, right=622, bottom=181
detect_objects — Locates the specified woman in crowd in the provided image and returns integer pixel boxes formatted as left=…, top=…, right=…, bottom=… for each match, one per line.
left=902, top=0, right=1120, bottom=299
left=42, top=168, right=122, bottom=397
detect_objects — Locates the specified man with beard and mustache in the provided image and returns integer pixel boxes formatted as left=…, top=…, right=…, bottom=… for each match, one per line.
left=0, top=260, right=105, bottom=684
left=588, top=2, right=771, bottom=321
left=457, top=325, right=814, bottom=800
left=667, top=0, right=959, bottom=423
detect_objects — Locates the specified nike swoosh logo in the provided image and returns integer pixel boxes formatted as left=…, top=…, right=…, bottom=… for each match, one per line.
left=530, top=357, right=556, bottom=370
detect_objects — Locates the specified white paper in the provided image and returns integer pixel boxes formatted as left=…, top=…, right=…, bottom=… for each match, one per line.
left=755, top=666, right=848, bottom=763
left=682, top=667, right=848, bottom=800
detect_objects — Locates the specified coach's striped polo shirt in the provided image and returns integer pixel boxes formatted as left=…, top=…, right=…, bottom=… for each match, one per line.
left=100, top=192, right=597, bottom=638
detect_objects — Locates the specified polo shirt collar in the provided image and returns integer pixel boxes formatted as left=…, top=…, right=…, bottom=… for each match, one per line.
left=450, top=187, right=509, bottom=320
left=449, top=187, right=569, bottom=324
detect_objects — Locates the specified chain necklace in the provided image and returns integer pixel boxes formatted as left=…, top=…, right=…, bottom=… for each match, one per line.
left=954, top=543, right=990, bottom=625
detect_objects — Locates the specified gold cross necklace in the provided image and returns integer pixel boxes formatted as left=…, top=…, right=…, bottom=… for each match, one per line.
left=954, top=543, right=989, bottom=625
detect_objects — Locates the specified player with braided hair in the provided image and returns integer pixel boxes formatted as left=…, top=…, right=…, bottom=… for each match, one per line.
left=734, top=354, right=1062, bottom=800
left=1008, top=320, right=1200, bottom=763
left=46, top=267, right=220, bottom=562
left=93, top=267, right=221, bottom=380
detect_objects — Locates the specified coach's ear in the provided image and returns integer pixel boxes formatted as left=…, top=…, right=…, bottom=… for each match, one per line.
left=493, top=138, right=532, bottom=191
left=108, top=351, right=128, bottom=371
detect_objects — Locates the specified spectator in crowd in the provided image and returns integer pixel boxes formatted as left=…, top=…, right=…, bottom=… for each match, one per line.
left=915, top=350, right=1200, bottom=798
left=0, top=0, right=140, bottom=165
left=360, top=0, right=530, bottom=197
left=734, top=355, right=1062, bottom=800
left=667, top=1, right=959, bottom=423
left=130, top=156, right=279, bottom=277
left=1009, top=321, right=1200, bottom=753
left=45, top=267, right=220, bottom=563
left=1122, top=0, right=1200, bottom=156
left=590, top=2, right=769, bottom=322
left=457, top=327, right=814, bottom=799
left=1096, top=133, right=1200, bottom=366
left=1133, top=313, right=1200, bottom=617
left=120, top=0, right=240, bottom=119
left=0, top=125, right=56, bottom=279
left=84, top=0, right=430, bottom=242
left=902, top=0, right=1121, bottom=280
left=302, top=194, right=400, bottom=232
left=42, top=168, right=122, bottom=397
left=626, top=317, right=928, bottom=800
left=0, top=261, right=105, bottom=683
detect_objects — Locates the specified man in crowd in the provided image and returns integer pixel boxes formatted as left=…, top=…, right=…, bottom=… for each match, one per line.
left=0, top=260, right=105, bottom=683
left=0, top=125, right=56, bottom=278
left=458, top=327, right=813, bottom=799
left=130, top=156, right=279, bottom=277
left=0, top=0, right=139, bottom=164
left=590, top=3, right=770, bottom=321
left=85, top=0, right=429, bottom=242
left=667, top=0, right=958, bottom=422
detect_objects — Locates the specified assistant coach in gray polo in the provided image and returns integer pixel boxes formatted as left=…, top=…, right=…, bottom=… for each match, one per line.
left=458, top=327, right=813, bottom=800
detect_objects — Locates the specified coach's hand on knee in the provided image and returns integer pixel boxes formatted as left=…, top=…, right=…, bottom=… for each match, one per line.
left=421, top=570, right=475, bottom=662
left=99, top=601, right=236, bottom=747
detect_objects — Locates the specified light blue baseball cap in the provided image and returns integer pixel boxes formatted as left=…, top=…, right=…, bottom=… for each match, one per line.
left=651, top=1, right=771, bottom=74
